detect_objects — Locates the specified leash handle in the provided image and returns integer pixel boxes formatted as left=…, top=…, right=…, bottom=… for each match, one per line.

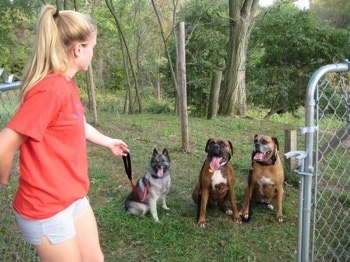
left=122, top=152, right=132, bottom=180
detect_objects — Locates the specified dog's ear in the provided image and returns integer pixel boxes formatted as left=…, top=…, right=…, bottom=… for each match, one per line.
left=205, top=139, right=212, bottom=153
left=228, top=140, right=233, bottom=155
left=272, top=137, right=279, bottom=150
left=153, top=148, right=158, bottom=156
left=162, top=148, right=169, bottom=157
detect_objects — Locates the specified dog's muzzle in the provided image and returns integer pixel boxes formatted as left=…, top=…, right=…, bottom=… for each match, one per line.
left=208, top=145, right=230, bottom=171
left=253, top=143, right=271, bottom=159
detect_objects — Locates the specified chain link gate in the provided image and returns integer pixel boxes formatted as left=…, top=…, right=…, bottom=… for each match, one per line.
left=286, top=61, right=350, bottom=261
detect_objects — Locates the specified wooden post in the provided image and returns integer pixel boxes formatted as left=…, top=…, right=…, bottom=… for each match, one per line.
left=177, top=22, right=189, bottom=151
left=284, top=129, right=297, bottom=171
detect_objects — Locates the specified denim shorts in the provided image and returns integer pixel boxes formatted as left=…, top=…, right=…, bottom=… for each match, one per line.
left=14, top=196, right=89, bottom=245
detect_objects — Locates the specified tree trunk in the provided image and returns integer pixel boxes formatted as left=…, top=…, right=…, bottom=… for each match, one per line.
left=87, top=65, right=97, bottom=123
left=207, top=71, right=222, bottom=119
left=72, top=1, right=97, bottom=123
left=105, top=0, right=143, bottom=113
left=219, top=0, right=259, bottom=116
left=151, top=0, right=180, bottom=114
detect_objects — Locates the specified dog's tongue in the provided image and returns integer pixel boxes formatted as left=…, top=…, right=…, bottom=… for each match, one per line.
left=157, top=168, right=164, bottom=178
left=254, top=152, right=264, bottom=161
left=210, top=157, right=222, bottom=171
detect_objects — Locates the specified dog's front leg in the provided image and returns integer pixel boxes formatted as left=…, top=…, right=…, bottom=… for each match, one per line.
left=161, top=196, right=170, bottom=210
left=240, top=186, right=253, bottom=219
left=239, top=169, right=254, bottom=221
left=228, top=187, right=242, bottom=224
left=198, top=188, right=209, bottom=228
left=275, top=185, right=284, bottom=222
left=149, top=198, right=159, bottom=222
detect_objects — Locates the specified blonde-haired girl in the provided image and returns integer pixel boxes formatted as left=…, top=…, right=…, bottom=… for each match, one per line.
left=0, top=5, right=129, bottom=261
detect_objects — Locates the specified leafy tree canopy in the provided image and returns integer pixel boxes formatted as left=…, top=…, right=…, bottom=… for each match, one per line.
left=312, top=0, right=350, bottom=29
left=176, top=0, right=228, bottom=117
left=0, top=1, right=36, bottom=75
left=247, top=3, right=350, bottom=118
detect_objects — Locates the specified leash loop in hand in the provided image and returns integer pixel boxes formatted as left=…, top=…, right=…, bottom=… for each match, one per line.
left=122, top=152, right=132, bottom=180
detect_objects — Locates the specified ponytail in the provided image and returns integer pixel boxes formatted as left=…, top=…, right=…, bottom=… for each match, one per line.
left=19, top=5, right=96, bottom=104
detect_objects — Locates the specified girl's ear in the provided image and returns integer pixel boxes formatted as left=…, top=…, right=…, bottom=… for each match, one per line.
left=73, top=43, right=82, bottom=57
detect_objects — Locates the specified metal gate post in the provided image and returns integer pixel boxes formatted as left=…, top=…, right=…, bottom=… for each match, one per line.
left=285, top=150, right=308, bottom=262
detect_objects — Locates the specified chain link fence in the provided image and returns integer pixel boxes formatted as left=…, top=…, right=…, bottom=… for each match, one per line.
left=287, top=61, right=350, bottom=261
left=0, top=69, right=39, bottom=261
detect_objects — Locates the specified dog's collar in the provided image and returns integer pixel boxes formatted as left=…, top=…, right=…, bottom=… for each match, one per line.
left=143, top=173, right=162, bottom=183
left=255, top=154, right=278, bottom=166
left=151, top=174, right=162, bottom=179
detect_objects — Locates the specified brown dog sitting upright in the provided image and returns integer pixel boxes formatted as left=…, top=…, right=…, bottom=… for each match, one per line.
left=240, top=134, right=285, bottom=222
left=192, top=138, right=241, bottom=228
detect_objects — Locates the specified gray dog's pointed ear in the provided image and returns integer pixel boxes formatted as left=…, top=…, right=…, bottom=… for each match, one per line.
left=153, top=148, right=158, bottom=156
left=162, top=148, right=169, bottom=157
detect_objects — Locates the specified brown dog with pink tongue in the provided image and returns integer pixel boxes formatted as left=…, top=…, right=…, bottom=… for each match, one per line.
left=239, top=134, right=285, bottom=222
left=192, top=138, right=242, bottom=228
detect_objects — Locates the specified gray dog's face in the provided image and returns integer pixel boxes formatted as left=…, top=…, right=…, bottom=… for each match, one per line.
left=205, top=138, right=233, bottom=171
left=150, top=148, right=171, bottom=178
left=252, top=134, right=279, bottom=162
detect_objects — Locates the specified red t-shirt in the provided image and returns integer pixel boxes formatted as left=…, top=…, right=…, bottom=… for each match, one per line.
left=7, top=75, right=89, bottom=219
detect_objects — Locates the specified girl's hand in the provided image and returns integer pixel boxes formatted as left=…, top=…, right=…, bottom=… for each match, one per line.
left=108, top=139, right=129, bottom=157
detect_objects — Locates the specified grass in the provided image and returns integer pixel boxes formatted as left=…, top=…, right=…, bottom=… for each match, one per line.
left=84, top=112, right=301, bottom=262
left=1, top=82, right=348, bottom=261
left=0, top=88, right=305, bottom=261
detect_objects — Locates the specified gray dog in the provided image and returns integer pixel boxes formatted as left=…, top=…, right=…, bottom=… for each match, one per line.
left=124, top=148, right=171, bottom=222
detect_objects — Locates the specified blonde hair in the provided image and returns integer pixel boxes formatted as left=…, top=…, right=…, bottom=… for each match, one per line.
left=19, top=5, right=96, bottom=104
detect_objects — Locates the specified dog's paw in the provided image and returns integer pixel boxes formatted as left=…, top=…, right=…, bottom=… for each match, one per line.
left=162, top=205, right=170, bottom=210
left=233, top=215, right=242, bottom=224
left=198, top=220, right=207, bottom=228
left=225, top=209, right=233, bottom=216
left=276, top=215, right=284, bottom=222
left=242, top=213, right=249, bottom=219
left=199, top=223, right=207, bottom=228
left=239, top=212, right=251, bottom=222
left=267, top=204, right=274, bottom=210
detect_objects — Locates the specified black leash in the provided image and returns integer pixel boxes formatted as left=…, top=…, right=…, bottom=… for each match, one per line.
left=122, top=152, right=140, bottom=201
left=122, top=152, right=132, bottom=180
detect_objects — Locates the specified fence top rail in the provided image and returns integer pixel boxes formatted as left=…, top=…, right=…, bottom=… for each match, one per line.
left=306, top=61, right=350, bottom=105
left=0, top=68, right=22, bottom=91
left=0, top=82, right=22, bottom=91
